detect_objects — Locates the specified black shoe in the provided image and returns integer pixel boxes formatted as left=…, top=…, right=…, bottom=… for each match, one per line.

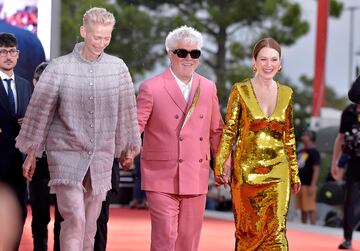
left=338, top=240, right=352, bottom=250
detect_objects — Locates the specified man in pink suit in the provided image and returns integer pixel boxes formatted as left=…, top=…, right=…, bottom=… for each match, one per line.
left=136, top=25, right=224, bottom=251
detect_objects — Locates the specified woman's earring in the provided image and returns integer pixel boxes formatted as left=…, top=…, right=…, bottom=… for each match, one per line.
left=252, top=65, right=257, bottom=73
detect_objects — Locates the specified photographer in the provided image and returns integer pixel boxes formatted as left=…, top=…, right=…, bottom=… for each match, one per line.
left=331, top=102, right=360, bottom=250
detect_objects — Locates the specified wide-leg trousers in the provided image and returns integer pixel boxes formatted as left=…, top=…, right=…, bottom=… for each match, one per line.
left=52, top=172, right=106, bottom=251
left=146, top=191, right=206, bottom=251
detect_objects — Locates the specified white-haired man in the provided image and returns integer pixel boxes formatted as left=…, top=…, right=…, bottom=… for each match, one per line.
left=16, top=7, right=141, bottom=251
left=137, top=25, right=224, bottom=251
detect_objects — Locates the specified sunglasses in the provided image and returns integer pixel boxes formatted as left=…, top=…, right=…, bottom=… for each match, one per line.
left=172, top=49, right=201, bottom=59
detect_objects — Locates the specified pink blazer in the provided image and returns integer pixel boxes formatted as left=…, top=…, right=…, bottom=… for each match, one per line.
left=137, top=68, right=224, bottom=195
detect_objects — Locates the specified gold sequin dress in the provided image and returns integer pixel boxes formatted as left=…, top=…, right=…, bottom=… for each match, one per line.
left=215, top=79, right=300, bottom=251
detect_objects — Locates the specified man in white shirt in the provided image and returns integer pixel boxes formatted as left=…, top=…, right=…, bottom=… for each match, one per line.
left=137, top=25, right=224, bottom=251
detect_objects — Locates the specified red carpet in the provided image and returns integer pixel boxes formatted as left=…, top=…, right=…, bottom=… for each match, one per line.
left=18, top=207, right=360, bottom=250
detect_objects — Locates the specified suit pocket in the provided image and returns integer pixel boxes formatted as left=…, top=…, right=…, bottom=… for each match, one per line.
left=142, top=151, right=172, bottom=160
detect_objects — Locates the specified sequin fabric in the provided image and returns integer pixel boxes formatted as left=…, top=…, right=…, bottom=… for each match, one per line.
left=215, top=79, right=300, bottom=251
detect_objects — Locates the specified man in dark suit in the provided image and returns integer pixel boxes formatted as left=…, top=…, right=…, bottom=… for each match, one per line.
left=0, top=32, right=33, bottom=250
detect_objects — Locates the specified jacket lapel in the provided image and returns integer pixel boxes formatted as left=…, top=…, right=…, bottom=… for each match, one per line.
left=0, top=78, right=12, bottom=118
left=163, top=68, right=187, bottom=113
left=185, top=73, right=200, bottom=113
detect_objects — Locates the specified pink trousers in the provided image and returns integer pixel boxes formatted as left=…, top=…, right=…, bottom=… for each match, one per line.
left=146, top=191, right=207, bottom=251
left=52, top=172, right=106, bottom=251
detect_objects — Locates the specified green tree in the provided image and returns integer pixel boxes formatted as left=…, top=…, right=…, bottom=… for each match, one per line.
left=60, top=0, right=343, bottom=101
left=60, top=0, right=161, bottom=81
left=120, top=0, right=311, bottom=106
left=292, top=75, right=347, bottom=138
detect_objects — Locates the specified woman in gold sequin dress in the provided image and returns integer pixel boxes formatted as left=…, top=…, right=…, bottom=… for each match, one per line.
left=215, top=38, right=301, bottom=251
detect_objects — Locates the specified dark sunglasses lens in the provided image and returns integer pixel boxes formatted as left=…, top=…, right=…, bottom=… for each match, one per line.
left=190, top=50, right=201, bottom=59
left=173, top=49, right=201, bottom=59
left=176, top=49, right=188, bottom=58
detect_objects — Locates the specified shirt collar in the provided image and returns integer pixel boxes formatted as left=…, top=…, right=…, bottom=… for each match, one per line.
left=0, top=71, right=15, bottom=81
left=169, top=68, right=193, bottom=88
left=73, top=42, right=104, bottom=63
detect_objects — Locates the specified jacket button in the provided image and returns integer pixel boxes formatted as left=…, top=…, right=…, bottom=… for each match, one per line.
left=179, top=136, right=184, bottom=141
left=200, top=114, right=204, bottom=119
left=199, top=159, right=203, bottom=163
left=199, top=137, right=203, bottom=141
left=175, top=114, right=179, bottom=119
left=179, top=159, right=183, bottom=163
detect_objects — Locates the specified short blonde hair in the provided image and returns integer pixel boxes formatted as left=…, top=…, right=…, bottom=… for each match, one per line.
left=83, top=7, right=115, bottom=27
left=165, top=25, right=203, bottom=51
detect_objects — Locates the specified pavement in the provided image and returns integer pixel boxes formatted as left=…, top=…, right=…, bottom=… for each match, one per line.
left=204, top=206, right=360, bottom=240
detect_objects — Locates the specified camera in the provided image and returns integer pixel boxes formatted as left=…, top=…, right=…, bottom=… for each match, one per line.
left=342, top=126, right=360, bottom=157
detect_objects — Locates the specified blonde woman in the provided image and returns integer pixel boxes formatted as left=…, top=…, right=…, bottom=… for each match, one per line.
left=17, top=7, right=140, bottom=250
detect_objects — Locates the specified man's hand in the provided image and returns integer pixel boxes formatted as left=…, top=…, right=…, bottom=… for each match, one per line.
left=23, top=153, right=36, bottom=181
left=17, top=118, right=23, bottom=126
left=331, top=164, right=342, bottom=181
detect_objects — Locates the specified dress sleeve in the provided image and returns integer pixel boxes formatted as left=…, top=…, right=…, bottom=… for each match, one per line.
left=15, top=62, right=60, bottom=157
left=283, top=90, right=300, bottom=184
left=115, top=61, right=141, bottom=158
left=214, top=84, right=241, bottom=176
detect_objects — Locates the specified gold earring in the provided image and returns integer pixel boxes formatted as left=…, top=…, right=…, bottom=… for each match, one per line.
left=278, top=65, right=282, bottom=73
left=252, top=65, right=257, bottom=73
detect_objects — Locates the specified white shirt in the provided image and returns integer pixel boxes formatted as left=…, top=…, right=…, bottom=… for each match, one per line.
left=170, top=68, right=193, bottom=103
left=0, top=71, right=18, bottom=113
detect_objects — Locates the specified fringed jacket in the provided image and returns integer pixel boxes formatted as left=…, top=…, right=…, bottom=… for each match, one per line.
left=16, top=42, right=141, bottom=195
